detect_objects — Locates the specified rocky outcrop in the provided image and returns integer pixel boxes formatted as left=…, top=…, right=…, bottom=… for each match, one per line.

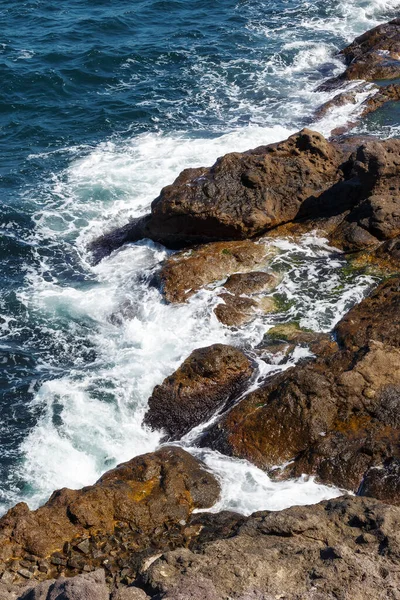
left=201, top=277, right=400, bottom=497
left=144, top=345, right=254, bottom=440
left=319, top=18, right=400, bottom=89
left=89, top=129, right=347, bottom=259
left=90, top=129, right=400, bottom=263
left=0, top=448, right=220, bottom=585
left=18, top=570, right=109, bottom=600
left=142, top=496, right=400, bottom=599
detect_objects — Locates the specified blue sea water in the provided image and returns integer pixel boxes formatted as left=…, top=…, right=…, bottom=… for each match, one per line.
left=0, top=0, right=399, bottom=514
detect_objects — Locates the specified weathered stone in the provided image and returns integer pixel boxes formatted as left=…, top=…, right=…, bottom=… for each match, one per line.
left=360, top=458, right=400, bottom=505
left=159, top=240, right=276, bottom=303
left=18, top=569, right=108, bottom=600
left=201, top=278, right=400, bottom=498
left=319, top=18, right=400, bottom=88
left=144, top=344, right=254, bottom=440
left=0, top=448, right=220, bottom=564
left=143, top=496, right=400, bottom=600
left=89, top=129, right=345, bottom=259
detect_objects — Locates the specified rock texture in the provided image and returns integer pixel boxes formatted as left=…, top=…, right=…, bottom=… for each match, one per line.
left=318, top=18, right=400, bottom=90
left=201, top=277, right=400, bottom=497
left=142, top=496, right=400, bottom=600
left=144, top=345, right=254, bottom=440
left=158, top=240, right=276, bottom=304
left=91, top=128, right=400, bottom=263
left=315, top=82, right=400, bottom=135
left=0, top=448, right=220, bottom=586
left=89, top=129, right=346, bottom=258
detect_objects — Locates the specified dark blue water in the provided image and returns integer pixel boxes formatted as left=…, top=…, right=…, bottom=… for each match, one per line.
left=0, top=0, right=399, bottom=513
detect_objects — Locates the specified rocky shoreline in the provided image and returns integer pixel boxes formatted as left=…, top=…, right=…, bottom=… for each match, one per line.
left=3, top=18, right=400, bottom=600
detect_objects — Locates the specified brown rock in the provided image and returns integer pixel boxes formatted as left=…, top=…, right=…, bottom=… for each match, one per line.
left=315, top=83, right=400, bottom=135
left=89, top=129, right=345, bottom=259
left=319, top=18, right=400, bottom=89
left=144, top=344, right=254, bottom=440
left=222, top=271, right=282, bottom=295
left=159, top=240, right=276, bottom=303
left=214, top=294, right=278, bottom=327
left=360, top=458, right=400, bottom=505
left=0, top=448, right=220, bottom=562
left=201, top=278, right=400, bottom=498
left=143, top=496, right=400, bottom=600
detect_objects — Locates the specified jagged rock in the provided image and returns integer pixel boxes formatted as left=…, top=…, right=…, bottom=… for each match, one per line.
left=18, top=570, right=108, bottom=600
left=222, top=271, right=281, bottom=296
left=89, top=129, right=345, bottom=258
left=142, top=496, right=400, bottom=600
left=258, top=323, right=336, bottom=357
left=360, top=458, right=400, bottom=505
left=144, top=344, right=254, bottom=440
left=0, top=448, right=220, bottom=570
left=319, top=19, right=400, bottom=89
left=201, top=278, right=400, bottom=497
left=214, top=294, right=278, bottom=327
left=158, top=240, right=277, bottom=303
left=90, top=128, right=400, bottom=263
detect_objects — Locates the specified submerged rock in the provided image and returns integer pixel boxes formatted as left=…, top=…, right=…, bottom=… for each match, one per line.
left=201, top=278, right=400, bottom=498
left=0, top=448, right=220, bottom=584
left=144, top=344, right=254, bottom=440
left=143, top=496, right=400, bottom=600
left=158, top=239, right=277, bottom=303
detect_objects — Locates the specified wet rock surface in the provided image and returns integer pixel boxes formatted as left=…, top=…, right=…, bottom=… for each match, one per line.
left=158, top=239, right=276, bottom=304
left=90, top=128, right=400, bottom=265
left=201, top=277, right=400, bottom=496
left=0, top=448, right=220, bottom=586
left=90, top=129, right=345, bottom=257
left=323, top=18, right=400, bottom=87
left=144, top=344, right=254, bottom=440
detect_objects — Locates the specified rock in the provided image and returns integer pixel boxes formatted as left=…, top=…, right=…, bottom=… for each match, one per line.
left=89, top=129, right=345, bottom=259
left=314, top=83, right=400, bottom=135
left=112, top=586, right=150, bottom=600
left=258, top=323, right=336, bottom=358
left=18, top=570, right=108, bottom=600
left=0, top=448, right=220, bottom=567
left=144, top=344, right=254, bottom=440
left=222, top=271, right=282, bottom=296
left=90, top=128, right=400, bottom=263
left=360, top=458, right=400, bottom=505
left=214, top=294, right=278, bottom=327
left=319, top=19, right=400, bottom=89
left=328, top=137, right=400, bottom=250
left=201, top=278, right=400, bottom=498
left=334, top=277, right=400, bottom=351
left=142, top=496, right=400, bottom=599
left=159, top=240, right=276, bottom=303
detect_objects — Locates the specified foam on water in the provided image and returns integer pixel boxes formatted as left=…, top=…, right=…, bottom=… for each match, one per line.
left=2, top=0, right=399, bottom=515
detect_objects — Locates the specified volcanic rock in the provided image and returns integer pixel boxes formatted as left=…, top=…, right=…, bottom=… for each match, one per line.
left=319, top=18, right=400, bottom=90
left=158, top=240, right=276, bottom=303
left=0, top=448, right=220, bottom=576
left=89, top=129, right=345, bottom=258
left=201, top=278, right=400, bottom=497
left=144, top=344, right=254, bottom=440
left=142, top=496, right=400, bottom=600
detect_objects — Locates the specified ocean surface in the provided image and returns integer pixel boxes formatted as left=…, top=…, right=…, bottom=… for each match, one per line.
left=1, top=0, right=399, bottom=515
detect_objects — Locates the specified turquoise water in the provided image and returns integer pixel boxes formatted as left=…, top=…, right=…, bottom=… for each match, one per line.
left=0, top=0, right=399, bottom=513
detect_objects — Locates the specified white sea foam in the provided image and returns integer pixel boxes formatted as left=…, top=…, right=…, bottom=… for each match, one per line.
left=5, top=0, right=396, bottom=515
